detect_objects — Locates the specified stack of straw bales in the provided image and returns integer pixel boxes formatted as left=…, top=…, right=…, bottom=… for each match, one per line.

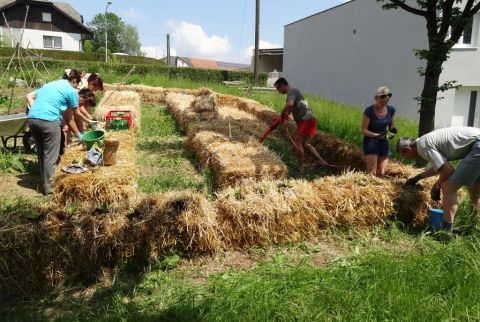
left=166, top=91, right=287, bottom=186
left=0, top=191, right=221, bottom=298
left=52, top=91, right=141, bottom=212
left=53, top=131, right=137, bottom=212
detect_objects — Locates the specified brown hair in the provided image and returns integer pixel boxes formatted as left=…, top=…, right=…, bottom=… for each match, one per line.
left=63, top=68, right=81, bottom=84
left=78, top=88, right=96, bottom=107
left=87, top=73, right=104, bottom=91
left=274, top=77, right=288, bottom=87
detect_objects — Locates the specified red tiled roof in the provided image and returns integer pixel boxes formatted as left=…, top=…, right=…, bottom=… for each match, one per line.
left=189, top=58, right=219, bottom=70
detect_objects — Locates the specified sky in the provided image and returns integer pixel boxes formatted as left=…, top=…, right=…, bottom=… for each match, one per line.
left=59, top=0, right=349, bottom=64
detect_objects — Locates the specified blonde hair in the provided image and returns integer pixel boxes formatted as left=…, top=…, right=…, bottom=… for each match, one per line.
left=375, top=86, right=391, bottom=96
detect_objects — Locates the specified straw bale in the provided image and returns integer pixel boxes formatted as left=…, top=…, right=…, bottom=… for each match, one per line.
left=100, top=90, right=141, bottom=107
left=210, top=146, right=257, bottom=186
left=215, top=179, right=324, bottom=248
left=191, top=88, right=218, bottom=113
left=52, top=130, right=137, bottom=212
left=165, top=92, right=195, bottom=130
left=104, top=84, right=168, bottom=104
left=217, top=105, right=257, bottom=121
left=95, top=91, right=141, bottom=133
left=188, top=130, right=229, bottom=165
left=133, top=192, right=222, bottom=260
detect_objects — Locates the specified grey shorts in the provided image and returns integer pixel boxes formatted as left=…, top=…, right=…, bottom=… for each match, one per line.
left=449, top=138, right=480, bottom=186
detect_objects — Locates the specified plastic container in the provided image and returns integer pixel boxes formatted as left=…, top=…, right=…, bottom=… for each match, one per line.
left=82, top=130, right=105, bottom=150
left=429, top=208, right=444, bottom=231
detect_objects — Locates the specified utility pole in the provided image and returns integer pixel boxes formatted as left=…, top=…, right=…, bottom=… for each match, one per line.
left=166, top=34, right=170, bottom=67
left=105, top=0, right=112, bottom=63
left=253, top=0, right=260, bottom=84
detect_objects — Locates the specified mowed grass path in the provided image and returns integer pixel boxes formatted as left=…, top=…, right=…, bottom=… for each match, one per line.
left=136, top=103, right=213, bottom=194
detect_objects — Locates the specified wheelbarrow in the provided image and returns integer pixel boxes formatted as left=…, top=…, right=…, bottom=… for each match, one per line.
left=0, top=112, right=35, bottom=152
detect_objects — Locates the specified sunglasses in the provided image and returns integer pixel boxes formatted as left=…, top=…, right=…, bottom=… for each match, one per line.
left=378, top=93, right=392, bottom=99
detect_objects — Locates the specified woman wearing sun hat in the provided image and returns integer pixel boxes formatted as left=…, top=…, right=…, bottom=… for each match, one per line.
left=360, top=86, right=398, bottom=176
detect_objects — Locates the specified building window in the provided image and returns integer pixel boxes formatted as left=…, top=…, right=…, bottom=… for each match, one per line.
left=454, top=16, right=477, bottom=48
left=459, top=17, right=473, bottom=44
left=468, top=91, right=478, bottom=127
left=42, top=12, right=52, bottom=22
left=43, top=36, right=62, bottom=49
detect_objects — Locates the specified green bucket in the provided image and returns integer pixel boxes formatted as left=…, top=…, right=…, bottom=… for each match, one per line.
left=82, top=130, right=105, bottom=150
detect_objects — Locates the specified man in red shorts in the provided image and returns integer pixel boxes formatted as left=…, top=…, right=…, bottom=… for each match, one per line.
left=274, top=77, right=329, bottom=173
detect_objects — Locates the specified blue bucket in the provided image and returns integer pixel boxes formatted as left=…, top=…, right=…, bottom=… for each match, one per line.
left=429, top=208, right=444, bottom=231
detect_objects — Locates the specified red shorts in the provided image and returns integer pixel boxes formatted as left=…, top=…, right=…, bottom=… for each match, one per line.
left=296, top=117, right=317, bottom=137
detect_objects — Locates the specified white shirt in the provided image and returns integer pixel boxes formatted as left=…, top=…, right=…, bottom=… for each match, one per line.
left=416, top=127, right=480, bottom=170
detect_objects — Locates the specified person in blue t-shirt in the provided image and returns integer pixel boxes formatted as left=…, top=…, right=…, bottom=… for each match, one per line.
left=360, top=86, right=397, bottom=177
left=26, top=69, right=89, bottom=195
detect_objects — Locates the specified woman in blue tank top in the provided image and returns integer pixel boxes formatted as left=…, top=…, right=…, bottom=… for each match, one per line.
left=26, top=69, right=85, bottom=195
left=360, top=86, right=397, bottom=176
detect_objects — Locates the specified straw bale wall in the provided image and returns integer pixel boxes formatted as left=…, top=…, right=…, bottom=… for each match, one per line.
left=166, top=91, right=287, bottom=186
left=52, top=91, right=141, bottom=212
left=0, top=171, right=440, bottom=298
left=0, top=191, right=220, bottom=299
left=215, top=173, right=436, bottom=249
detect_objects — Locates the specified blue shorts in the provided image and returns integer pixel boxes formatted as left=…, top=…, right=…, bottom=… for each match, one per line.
left=363, top=137, right=390, bottom=156
left=449, top=138, right=480, bottom=186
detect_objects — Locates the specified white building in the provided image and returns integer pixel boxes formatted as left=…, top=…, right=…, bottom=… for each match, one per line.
left=283, top=0, right=480, bottom=128
left=0, top=0, right=92, bottom=52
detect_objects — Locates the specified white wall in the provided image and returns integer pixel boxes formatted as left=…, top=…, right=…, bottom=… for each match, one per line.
left=284, top=0, right=480, bottom=128
left=1, top=27, right=83, bottom=51
left=438, top=14, right=480, bottom=127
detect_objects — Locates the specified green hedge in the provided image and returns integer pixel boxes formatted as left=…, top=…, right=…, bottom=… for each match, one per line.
left=0, top=47, right=163, bottom=65
left=0, top=57, right=267, bottom=85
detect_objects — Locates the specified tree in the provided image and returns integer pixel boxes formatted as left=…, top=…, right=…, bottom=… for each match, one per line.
left=377, top=0, right=480, bottom=137
left=87, top=12, right=125, bottom=54
left=121, top=24, right=143, bottom=56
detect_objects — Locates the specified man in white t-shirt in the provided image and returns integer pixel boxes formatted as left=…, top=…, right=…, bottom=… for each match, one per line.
left=396, top=127, right=480, bottom=231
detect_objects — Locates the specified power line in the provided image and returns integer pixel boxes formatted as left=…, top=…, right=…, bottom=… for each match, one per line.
left=236, top=0, right=248, bottom=65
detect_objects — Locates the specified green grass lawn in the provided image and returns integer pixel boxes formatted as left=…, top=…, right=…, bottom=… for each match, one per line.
left=136, top=103, right=215, bottom=195
left=3, top=227, right=480, bottom=321
left=2, top=69, right=480, bottom=321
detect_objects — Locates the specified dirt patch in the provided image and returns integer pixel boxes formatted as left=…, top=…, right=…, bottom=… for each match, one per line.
left=176, top=236, right=347, bottom=284
left=0, top=172, right=42, bottom=199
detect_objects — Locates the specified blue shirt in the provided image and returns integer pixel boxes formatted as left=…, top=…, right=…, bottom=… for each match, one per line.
left=363, top=105, right=396, bottom=135
left=28, top=79, right=79, bottom=123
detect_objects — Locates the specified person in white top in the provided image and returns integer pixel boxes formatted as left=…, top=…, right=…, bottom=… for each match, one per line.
left=396, top=127, right=480, bottom=231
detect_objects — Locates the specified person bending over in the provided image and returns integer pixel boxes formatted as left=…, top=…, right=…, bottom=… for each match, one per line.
left=397, top=127, right=480, bottom=231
